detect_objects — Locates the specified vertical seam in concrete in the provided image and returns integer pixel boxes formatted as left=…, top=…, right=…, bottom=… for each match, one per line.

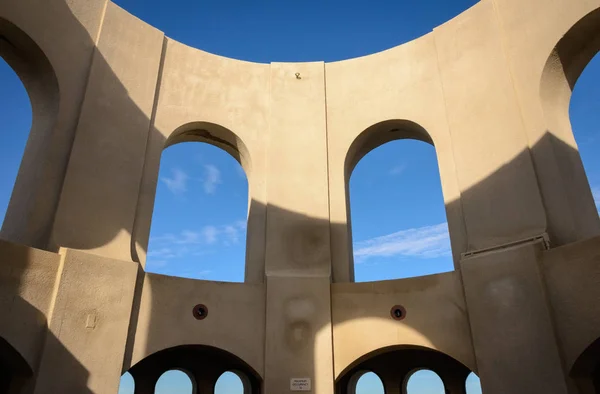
left=35, top=249, right=69, bottom=374
left=46, top=250, right=67, bottom=329
left=130, top=34, right=167, bottom=264
left=490, top=5, right=571, bottom=377
left=432, top=32, right=479, bottom=371
left=534, top=248, right=573, bottom=382
left=323, top=61, right=338, bottom=387
left=489, top=0, right=552, bottom=231
left=95, top=0, right=109, bottom=45
left=323, top=62, right=334, bottom=282
left=431, top=31, right=471, bottom=258
left=45, top=1, right=110, bottom=251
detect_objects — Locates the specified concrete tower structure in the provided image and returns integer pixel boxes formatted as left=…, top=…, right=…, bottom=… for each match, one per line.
left=1, top=0, right=600, bottom=392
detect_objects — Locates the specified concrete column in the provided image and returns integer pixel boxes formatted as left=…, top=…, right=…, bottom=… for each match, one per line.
left=50, top=3, right=165, bottom=262
left=460, top=240, right=569, bottom=394
left=34, top=250, right=139, bottom=394
left=263, top=62, right=334, bottom=393
left=131, top=374, right=158, bottom=394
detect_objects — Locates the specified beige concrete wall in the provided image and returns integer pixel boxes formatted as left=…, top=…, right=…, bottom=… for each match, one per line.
left=35, top=249, right=138, bottom=394
left=1, top=0, right=600, bottom=393
left=542, top=236, right=600, bottom=372
left=331, top=271, right=476, bottom=377
left=129, top=273, right=265, bottom=376
left=51, top=2, right=164, bottom=262
left=0, top=241, right=60, bottom=370
left=0, top=0, right=107, bottom=249
left=461, top=240, right=569, bottom=394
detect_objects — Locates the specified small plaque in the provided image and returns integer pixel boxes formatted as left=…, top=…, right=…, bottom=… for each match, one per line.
left=290, top=377, right=311, bottom=391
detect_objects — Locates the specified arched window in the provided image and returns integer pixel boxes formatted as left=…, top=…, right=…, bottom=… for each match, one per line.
left=215, top=371, right=247, bottom=393
left=569, top=53, right=600, bottom=215
left=155, top=370, right=194, bottom=394
left=146, top=141, right=249, bottom=282
left=118, top=372, right=135, bottom=394
left=465, top=372, right=482, bottom=394
left=348, top=122, right=452, bottom=282
left=354, top=371, right=384, bottom=394
left=0, top=57, right=32, bottom=226
left=405, top=369, right=445, bottom=394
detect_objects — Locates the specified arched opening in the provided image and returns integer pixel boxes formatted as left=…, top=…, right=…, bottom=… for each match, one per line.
left=0, top=57, right=31, bottom=227
left=346, top=120, right=453, bottom=282
left=538, top=7, right=600, bottom=245
left=336, top=345, right=474, bottom=394
left=118, top=371, right=135, bottom=394
left=405, top=369, right=445, bottom=394
left=569, top=53, right=600, bottom=214
left=351, top=371, right=385, bottom=394
left=465, top=372, right=482, bottom=394
left=155, top=370, right=195, bottom=394
left=0, top=17, right=59, bottom=249
left=144, top=123, right=251, bottom=283
left=215, top=371, right=249, bottom=394
left=0, top=337, right=33, bottom=394
left=571, top=337, right=600, bottom=394
left=126, top=344, right=262, bottom=394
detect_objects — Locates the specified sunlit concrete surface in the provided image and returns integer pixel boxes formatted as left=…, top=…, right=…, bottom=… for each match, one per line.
left=1, top=0, right=600, bottom=392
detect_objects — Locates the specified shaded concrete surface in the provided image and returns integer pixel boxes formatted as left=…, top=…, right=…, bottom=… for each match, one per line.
left=0, top=0, right=599, bottom=393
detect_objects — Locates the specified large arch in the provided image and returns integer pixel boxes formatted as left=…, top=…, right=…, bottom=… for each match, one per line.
left=538, top=7, right=600, bottom=246
left=125, top=344, right=262, bottom=394
left=131, top=121, right=265, bottom=283
left=0, top=337, right=33, bottom=394
left=571, top=337, right=600, bottom=394
left=0, top=17, right=59, bottom=249
left=343, top=120, right=457, bottom=282
left=336, top=345, right=474, bottom=394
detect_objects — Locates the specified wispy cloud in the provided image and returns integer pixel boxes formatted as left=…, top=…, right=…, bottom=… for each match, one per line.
left=161, top=168, right=188, bottom=194
left=592, top=187, right=600, bottom=212
left=203, top=164, right=221, bottom=194
left=354, top=223, right=451, bottom=262
left=389, top=164, right=406, bottom=176
left=147, top=220, right=247, bottom=265
left=201, top=226, right=218, bottom=244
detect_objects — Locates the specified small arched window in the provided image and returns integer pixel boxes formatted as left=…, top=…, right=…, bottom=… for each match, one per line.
left=465, top=372, right=482, bottom=394
left=405, top=369, right=444, bottom=394
left=117, top=371, right=134, bottom=394
left=155, top=369, right=195, bottom=394
left=215, top=371, right=248, bottom=393
left=354, top=371, right=384, bottom=394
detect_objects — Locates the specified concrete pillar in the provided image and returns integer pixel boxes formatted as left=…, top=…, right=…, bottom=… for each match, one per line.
left=50, top=3, right=165, bottom=262
left=263, top=62, right=334, bottom=393
left=460, top=240, right=569, bottom=394
left=131, top=374, right=158, bottom=394
left=34, top=250, right=139, bottom=394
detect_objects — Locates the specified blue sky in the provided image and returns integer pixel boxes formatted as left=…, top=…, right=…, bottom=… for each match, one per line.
left=1, top=0, right=599, bottom=393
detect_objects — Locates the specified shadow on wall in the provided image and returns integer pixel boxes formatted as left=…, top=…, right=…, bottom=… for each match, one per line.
left=1, top=1, right=600, bottom=393
left=0, top=241, right=92, bottom=394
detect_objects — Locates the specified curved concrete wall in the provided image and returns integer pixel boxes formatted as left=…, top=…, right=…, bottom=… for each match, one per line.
left=0, top=0, right=600, bottom=392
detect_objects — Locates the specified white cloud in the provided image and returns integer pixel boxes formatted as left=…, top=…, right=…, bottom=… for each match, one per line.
left=161, top=168, right=188, bottom=195
left=147, top=220, right=247, bottom=265
left=354, top=222, right=451, bottom=262
left=389, top=164, right=406, bottom=176
left=201, top=226, right=218, bottom=244
left=203, top=164, right=221, bottom=194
